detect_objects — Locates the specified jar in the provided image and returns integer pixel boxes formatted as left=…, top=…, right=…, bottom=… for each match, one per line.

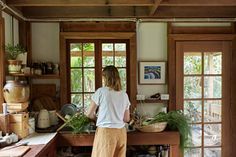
left=3, top=80, right=30, bottom=103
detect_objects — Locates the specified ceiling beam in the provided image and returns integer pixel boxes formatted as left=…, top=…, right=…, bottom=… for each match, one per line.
left=22, top=6, right=148, bottom=18
left=149, top=0, right=162, bottom=15
left=160, top=0, right=236, bottom=7
left=155, top=6, right=236, bottom=17
left=6, top=0, right=154, bottom=7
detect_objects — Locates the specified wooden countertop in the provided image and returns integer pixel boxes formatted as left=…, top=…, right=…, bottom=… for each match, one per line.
left=58, top=131, right=180, bottom=146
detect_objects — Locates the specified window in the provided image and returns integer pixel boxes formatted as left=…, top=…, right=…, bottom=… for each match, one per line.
left=68, top=40, right=129, bottom=111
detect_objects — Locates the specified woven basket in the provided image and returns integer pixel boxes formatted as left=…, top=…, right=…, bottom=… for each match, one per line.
left=136, top=122, right=167, bottom=132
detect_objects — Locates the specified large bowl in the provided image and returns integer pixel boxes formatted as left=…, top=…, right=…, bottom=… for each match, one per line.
left=136, top=122, right=167, bottom=132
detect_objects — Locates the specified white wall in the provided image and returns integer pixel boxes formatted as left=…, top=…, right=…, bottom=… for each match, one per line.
left=31, top=23, right=60, bottom=87
left=31, top=23, right=59, bottom=63
left=30, top=22, right=168, bottom=116
left=136, top=22, right=168, bottom=117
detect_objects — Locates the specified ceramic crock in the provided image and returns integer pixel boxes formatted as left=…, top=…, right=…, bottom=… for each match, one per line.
left=3, top=80, right=30, bottom=103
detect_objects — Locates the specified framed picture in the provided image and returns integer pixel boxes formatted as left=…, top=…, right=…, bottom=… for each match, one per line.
left=139, top=61, right=166, bottom=84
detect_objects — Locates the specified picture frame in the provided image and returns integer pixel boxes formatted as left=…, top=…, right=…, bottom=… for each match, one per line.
left=139, top=61, right=166, bottom=84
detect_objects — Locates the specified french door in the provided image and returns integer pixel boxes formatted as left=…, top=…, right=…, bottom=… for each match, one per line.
left=176, top=41, right=231, bottom=157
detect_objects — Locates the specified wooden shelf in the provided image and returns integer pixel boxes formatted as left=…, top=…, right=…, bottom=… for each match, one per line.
left=7, top=73, right=60, bottom=79
left=137, top=99, right=169, bottom=103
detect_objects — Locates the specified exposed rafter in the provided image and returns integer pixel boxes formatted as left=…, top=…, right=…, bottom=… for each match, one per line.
left=160, top=0, right=236, bottom=7
left=6, top=0, right=154, bottom=7
left=3, top=0, right=236, bottom=19
left=149, top=0, right=162, bottom=15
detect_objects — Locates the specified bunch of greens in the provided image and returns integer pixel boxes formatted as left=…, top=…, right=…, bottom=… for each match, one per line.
left=66, top=113, right=91, bottom=134
left=5, top=43, right=26, bottom=60
left=142, top=110, right=191, bottom=152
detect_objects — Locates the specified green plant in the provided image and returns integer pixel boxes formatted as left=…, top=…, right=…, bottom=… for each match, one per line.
left=142, top=110, right=191, bottom=152
left=5, top=43, right=25, bottom=60
left=66, top=113, right=91, bottom=134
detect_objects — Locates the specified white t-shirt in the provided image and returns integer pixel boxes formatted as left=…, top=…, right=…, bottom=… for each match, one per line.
left=91, top=87, right=131, bottom=128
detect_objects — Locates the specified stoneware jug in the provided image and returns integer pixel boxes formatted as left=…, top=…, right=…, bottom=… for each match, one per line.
left=3, top=80, right=30, bottom=103
left=37, top=109, right=50, bottom=129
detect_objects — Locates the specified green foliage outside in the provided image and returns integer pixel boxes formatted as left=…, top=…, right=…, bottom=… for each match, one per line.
left=70, top=43, right=127, bottom=107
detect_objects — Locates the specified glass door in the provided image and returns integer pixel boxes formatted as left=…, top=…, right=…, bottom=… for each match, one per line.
left=176, top=41, right=230, bottom=157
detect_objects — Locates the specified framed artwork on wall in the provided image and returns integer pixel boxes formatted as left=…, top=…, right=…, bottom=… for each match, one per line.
left=139, top=61, right=166, bottom=84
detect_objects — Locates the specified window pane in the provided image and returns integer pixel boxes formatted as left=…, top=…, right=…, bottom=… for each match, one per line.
left=204, top=100, right=221, bottom=122
left=204, top=52, right=222, bottom=74
left=204, top=124, right=221, bottom=146
left=184, top=148, right=201, bottom=157
left=184, top=101, right=202, bottom=123
left=204, top=76, right=222, bottom=98
left=184, top=76, right=202, bottom=99
left=71, top=69, right=82, bottom=92
left=84, top=69, right=95, bottom=92
left=102, top=43, right=113, bottom=51
left=84, top=94, right=92, bottom=111
left=115, top=43, right=126, bottom=51
left=184, top=52, right=202, bottom=74
left=71, top=94, right=82, bottom=107
left=118, top=68, right=126, bottom=91
left=115, top=43, right=126, bottom=67
left=70, top=43, right=82, bottom=67
left=204, top=148, right=221, bottom=157
left=83, top=43, right=95, bottom=67
left=189, top=124, right=202, bottom=147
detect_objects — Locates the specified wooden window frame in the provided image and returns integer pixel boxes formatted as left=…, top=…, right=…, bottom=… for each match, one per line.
left=60, top=32, right=137, bottom=110
left=66, top=39, right=130, bottom=108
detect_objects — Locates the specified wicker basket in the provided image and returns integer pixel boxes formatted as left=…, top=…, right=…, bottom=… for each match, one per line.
left=136, top=122, right=167, bottom=132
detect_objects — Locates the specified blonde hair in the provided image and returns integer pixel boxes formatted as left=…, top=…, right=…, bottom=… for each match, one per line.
left=103, top=66, right=122, bottom=91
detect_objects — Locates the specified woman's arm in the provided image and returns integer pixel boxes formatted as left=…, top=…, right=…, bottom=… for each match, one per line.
left=86, top=100, right=98, bottom=120
left=123, top=109, right=130, bottom=123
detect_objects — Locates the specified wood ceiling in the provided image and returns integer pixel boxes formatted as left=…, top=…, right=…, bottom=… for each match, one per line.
left=4, top=0, right=236, bottom=19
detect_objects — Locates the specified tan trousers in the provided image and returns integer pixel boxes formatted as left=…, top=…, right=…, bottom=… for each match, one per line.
left=91, top=127, right=127, bottom=157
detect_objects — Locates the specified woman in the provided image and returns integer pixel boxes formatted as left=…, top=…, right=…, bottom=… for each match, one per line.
left=86, top=65, right=130, bottom=157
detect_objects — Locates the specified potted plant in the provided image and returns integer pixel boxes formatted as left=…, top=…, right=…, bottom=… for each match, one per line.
left=5, top=43, right=26, bottom=73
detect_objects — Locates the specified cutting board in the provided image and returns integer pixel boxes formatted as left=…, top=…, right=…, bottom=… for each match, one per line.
left=0, top=146, right=30, bottom=157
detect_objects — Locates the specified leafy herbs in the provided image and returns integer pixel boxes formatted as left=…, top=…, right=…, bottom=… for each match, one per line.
left=66, top=113, right=91, bottom=134
left=5, top=44, right=26, bottom=60
left=140, top=110, right=191, bottom=152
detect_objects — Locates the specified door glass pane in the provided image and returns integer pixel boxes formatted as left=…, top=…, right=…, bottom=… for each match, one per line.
left=102, top=43, right=114, bottom=67
left=204, top=100, right=221, bottom=122
left=84, top=69, right=95, bottom=92
left=204, top=52, right=222, bottom=74
left=83, top=43, right=95, bottom=67
left=184, top=76, right=202, bottom=98
left=71, top=94, right=82, bottom=107
left=184, top=101, right=202, bottom=123
left=204, top=76, right=222, bottom=98
left=204, top=124, right=221, bottom=146
left=204, top=148, right=221, bottom=157
left=184, top=52, right=202, bottom=75
left=118, top=68, right=126, bottom=91
left=115, top=43, right=126, bottom=67
left=184, top=148, right=202, bottom=157
left=71, top=69, right=82, bottom=92
left=70, top=43, right=82, bottom=67
left=189, top=124, right=202, bottom=147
